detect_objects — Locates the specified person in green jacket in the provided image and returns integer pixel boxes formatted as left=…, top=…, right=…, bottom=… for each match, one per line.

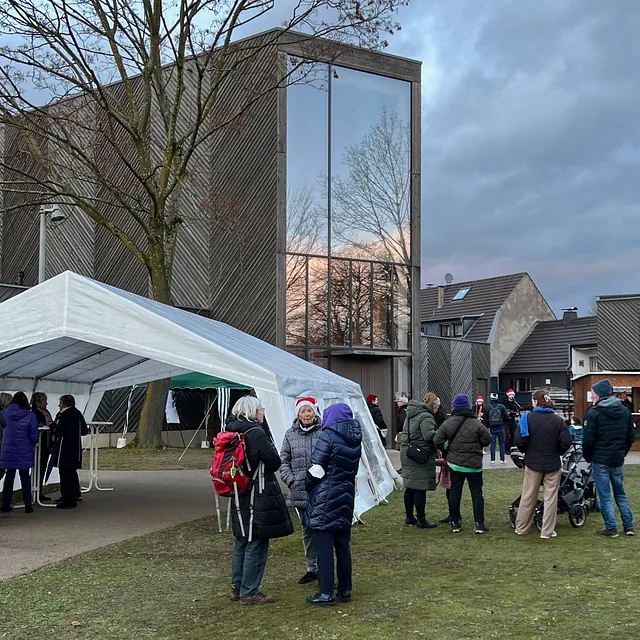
left=400, top=392, right=438, bottom=529
left=435, top=394, right=491, bottom=534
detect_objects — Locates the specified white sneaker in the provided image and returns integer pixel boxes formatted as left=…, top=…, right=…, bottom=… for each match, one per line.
left=490, top=461, right=496, bottom=466
left=500, top=461, right=507, bottom=467
left=541, top=531, right=558, bottom=539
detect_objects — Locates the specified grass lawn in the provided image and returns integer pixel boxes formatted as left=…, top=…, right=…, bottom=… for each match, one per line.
left=94, top=446, right=212, bottom=471
left=2, top=468, right=640, bottom=640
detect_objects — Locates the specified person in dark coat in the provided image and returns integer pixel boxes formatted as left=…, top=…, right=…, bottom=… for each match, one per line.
left=396, top=397, right=408, bottom=434
left=1, top=392, right=38, bottom=513
left=31, top=392, right=54, bottom=502
left=0, top=392, right=12, bottom=484
left=434, top=397, right=448, bottom=428
left=400, top=393, right=438, bottom=529
left=504, top=389, right=521, bottom=451
left=584, top=379, right=636, bottom=537
left=226, top=395, right=293, bottom=605
left=435, top=394, right=491, bottom=534
left=367, top=394, right=388, bottom=446
left=304, top=403, right=361, bottom=607
left=52, top=394, right=88, bottom=509
left=514, top=390, right=571, bottom=539
left=485, top=393, right=510, bottom=465
left=280, top=396, right=322, bottom=585
left=618, top=392, right=634, bottom=414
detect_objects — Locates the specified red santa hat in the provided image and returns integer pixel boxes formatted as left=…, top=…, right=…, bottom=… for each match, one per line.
left=296, top=397, right=320, bottom=416
left=476, top=396, right=484, bottom=402
left=507, top=389, right=515, bottom=395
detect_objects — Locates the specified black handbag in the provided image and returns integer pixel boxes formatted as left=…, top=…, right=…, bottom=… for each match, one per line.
left=406, top=419, right=428, bottom=464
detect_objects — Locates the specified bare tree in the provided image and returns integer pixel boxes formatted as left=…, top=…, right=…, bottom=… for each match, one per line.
left=0, top=0, right=408, bottom=445
left=331, top=108, right=410, bottom=263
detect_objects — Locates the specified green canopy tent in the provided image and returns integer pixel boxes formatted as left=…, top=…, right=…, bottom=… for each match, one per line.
left=123, top=373, right=251, bottom=455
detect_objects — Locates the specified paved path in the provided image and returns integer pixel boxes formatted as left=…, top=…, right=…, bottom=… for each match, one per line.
left=0, top=470, right=214, bottom=581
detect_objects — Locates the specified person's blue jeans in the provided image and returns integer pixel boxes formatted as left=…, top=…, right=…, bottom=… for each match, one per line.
left=2, top=468, right=32, bottom=509
left=490, top=427, right=505, bottom=462
left=231, top=536, right=270, bottom=597
left=592, top=463, right=634, bottom=531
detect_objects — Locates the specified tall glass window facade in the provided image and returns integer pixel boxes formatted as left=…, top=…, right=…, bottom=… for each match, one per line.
left=286, top=61, right=412, bottom=362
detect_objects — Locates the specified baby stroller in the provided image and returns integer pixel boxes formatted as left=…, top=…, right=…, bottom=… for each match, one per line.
left=508, top=444, right=597, bottom=530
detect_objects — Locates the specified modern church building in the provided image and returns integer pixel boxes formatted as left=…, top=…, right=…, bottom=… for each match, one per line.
left=0, top=29, right=422, bottom=430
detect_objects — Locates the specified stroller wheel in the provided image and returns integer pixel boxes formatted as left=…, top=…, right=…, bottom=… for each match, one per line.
left=534, top=503, right=544, bottom=532
left=568, top=504, right=588, bottom=528
left=509, top=508, right=517, bottom=529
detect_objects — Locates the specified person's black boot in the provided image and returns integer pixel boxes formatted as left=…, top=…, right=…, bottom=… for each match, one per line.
left=439, top=515, right=452, bottom=524
left=25, top=506, right=34, bottom=514
left=298, top=571, right=318, bottom=585
left=405, top=515, right=417, bottom=526
left=416, top=519, right=437, bottom=529
left=337, top=590, right=352, bottom=603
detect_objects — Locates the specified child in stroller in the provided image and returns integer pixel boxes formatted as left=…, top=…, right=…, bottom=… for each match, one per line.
left=509, top=444, right=597, bottom=530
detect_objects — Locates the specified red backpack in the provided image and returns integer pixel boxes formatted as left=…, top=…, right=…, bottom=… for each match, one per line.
left=210, top=431, right=253, bottom=498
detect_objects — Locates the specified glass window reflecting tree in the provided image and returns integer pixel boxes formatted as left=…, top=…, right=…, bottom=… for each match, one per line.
left=286, top=62, right=329, bottom=256
left=330, top=67, right=411, bottom=264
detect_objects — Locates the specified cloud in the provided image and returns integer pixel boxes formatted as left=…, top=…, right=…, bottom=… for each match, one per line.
left=386, top=0, right=640, bottom=315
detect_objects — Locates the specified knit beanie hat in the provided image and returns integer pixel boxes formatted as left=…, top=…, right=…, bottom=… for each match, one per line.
left=296, top=397, right=320, bottom=417
left=452, top=394, right=471, bottom=409
left=592, top=379, right=613, bottom=398
left=366, top=394, right=378, bottom=404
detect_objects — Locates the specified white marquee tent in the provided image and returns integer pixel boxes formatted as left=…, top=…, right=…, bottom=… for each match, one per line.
left=0, top=271, right=399, bottom=517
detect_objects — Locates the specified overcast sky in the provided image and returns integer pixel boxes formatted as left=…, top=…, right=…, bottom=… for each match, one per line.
left=384, top=0, right=640, bottom=315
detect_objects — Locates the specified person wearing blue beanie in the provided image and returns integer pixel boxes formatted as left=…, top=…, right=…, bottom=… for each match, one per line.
left=584, top=379, right=636, bottom=538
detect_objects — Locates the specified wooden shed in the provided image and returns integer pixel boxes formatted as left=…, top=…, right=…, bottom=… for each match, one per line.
left=573, top=372, right=640, bottom=449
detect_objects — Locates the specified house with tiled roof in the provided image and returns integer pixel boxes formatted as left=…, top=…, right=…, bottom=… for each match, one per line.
left=420, top=273, right=556, bottom=383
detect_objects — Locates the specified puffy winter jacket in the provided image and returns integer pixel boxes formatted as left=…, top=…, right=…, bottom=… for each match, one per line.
left=304, top=404, right=362, bottom=531
left=0, top=405, right=38, bottom=470
left=400, top=400, right=437, bottom=491
left=583, top=396, right=635, bottom=467
left=435, top=409, right=490, bottom=470
left=514, top=409, right=571, bottom=472
left=226, top=417, right=294, bottom=540
left=280, top=418, right=322, bottom=509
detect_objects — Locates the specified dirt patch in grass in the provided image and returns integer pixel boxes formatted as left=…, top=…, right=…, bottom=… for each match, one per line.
left=2, top=468, right=639, bottom=640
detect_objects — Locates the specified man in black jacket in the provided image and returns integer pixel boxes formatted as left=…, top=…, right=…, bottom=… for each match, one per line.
left=503, top=390, right=521, bottom=451
left=584, top=379, right=636, bottom=538
left=53, top=394, right=88, bottom=509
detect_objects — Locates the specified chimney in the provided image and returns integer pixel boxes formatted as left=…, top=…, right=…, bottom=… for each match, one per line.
left=562, top=309, right=578, bottom=321
left=437, top=286, right=445, bottom=309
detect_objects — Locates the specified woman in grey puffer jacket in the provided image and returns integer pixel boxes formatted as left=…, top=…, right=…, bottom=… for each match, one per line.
left=280, top=397, right=322, bottom=585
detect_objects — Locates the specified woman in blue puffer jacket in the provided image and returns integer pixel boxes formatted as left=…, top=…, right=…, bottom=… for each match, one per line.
left=1, top=392, right=39, bottom=513
left=304, top=402, right=362, bottom=607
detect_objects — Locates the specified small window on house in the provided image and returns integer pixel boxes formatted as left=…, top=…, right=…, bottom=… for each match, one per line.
left=589, top=356, right=599, bottom=372
left=440, top=324, right=452, bottom=338
left=452, top=288, right=470, bottom=301
left=453, top=323, right=463, bottom=337
left=516, top=378, right=532, bottom=392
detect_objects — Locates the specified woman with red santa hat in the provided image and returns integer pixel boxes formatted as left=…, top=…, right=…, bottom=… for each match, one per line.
left=280, top=396, right=323, bottom=585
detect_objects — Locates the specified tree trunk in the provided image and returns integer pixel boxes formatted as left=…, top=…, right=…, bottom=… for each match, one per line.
left=136, top=242, right=173, bottom=447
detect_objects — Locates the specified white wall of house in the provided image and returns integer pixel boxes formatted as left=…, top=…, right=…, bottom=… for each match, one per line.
left=572, top=347, right=599, bottom=379
left=490, top=275, right=556, bottom=376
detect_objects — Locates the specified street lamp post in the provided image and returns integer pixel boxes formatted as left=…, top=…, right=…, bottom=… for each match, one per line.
left=38, top=204, right=64, bottom=283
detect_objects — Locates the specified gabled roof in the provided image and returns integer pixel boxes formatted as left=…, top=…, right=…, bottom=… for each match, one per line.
left=420, top=273, right=527, bottom=342
left=0, top=271, right=359, bottom=397
left=501, top=316, right=598, bottom=374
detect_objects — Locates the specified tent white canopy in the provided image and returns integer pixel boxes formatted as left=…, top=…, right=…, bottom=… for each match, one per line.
left=0, top=271, right=398, bottom=517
